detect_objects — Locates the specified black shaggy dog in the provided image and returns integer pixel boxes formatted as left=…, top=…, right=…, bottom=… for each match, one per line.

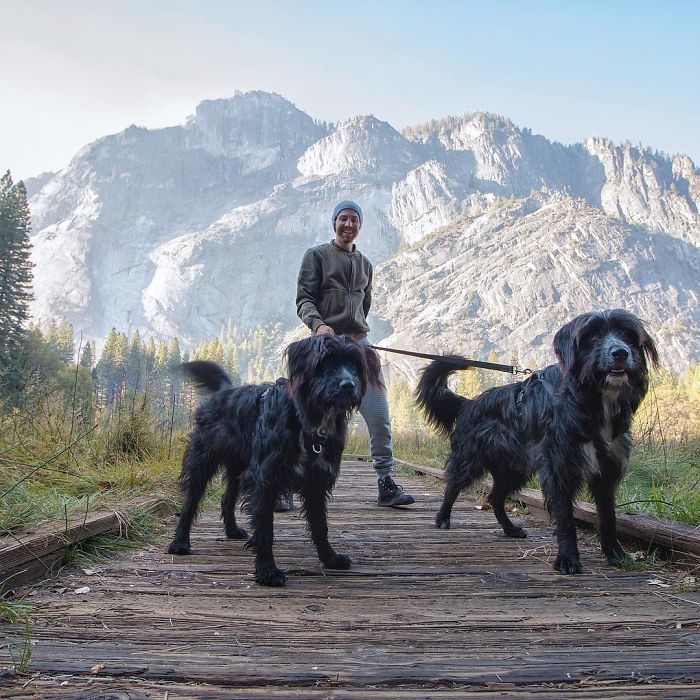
left=416, top=309, right=658, bottom=574
left=167, top=334, right=380, bottom=586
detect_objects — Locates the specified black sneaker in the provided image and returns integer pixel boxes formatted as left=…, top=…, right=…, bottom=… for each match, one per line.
left=274, top=490, right=294, bottom=512
left=377, top=475, right=415, bottom=507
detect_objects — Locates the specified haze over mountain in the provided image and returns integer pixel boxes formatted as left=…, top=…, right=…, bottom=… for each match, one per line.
left=24, top=91, right=700, bottom=375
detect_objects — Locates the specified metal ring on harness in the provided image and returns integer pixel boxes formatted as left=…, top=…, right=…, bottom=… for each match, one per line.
left=312, top=443, right=323, bottom=454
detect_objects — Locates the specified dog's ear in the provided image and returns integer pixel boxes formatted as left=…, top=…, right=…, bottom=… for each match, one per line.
left=618, top=309, right=660, bottom=370
left=285, top=335, right=331, bottom=386
left=361, top=344, right=383, bottom=388
left=553, top=312, right=598, bottom=375
left=639, top=327, right=660, bottom=369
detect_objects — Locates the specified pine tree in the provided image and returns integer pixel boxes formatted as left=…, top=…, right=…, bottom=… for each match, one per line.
left=223, top=345, right=242, bottom=385
left=95, top=328, right=128, bottom=405
left=455, top=367, right=484, bottom=398
left=144, top=337, right=156, bottom=376
left=127, top=330, right=144, bottom=390
left=481, top=350, right=504, bottom=390
left=55, top=319, right=75, bottom=364
left=166, top=338, right=182, bottom=373
left=80, top=341, right=95, bottom=369
left=0, top=171, right=33, bottom=394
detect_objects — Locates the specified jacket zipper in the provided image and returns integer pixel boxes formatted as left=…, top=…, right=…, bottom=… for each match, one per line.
left=346, top=253, right=354, bottom=334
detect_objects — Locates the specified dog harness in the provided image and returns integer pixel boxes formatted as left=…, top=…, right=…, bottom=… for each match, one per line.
left=515, top=370, right=555, bottom=414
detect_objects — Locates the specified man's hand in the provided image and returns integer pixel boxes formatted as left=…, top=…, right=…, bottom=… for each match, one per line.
left=316, top=324, right=335, bottom=336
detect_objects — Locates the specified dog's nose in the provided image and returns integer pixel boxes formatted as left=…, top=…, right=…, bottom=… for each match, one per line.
left=339, top=378, right=356, bottom=390
left=611, top=347, right=629, bottom=361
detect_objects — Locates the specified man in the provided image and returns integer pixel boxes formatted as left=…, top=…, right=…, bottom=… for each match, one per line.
left=295, top=200, right=415, bottom=508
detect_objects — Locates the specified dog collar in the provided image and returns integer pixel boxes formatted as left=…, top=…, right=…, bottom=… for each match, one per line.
left=303, top=428, right=332, bottom=455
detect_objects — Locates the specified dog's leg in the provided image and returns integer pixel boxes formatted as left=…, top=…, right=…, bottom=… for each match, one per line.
left=540, top=469, right=582, bottom=574
left=247, top=477, right=286, bottom=587
left=435, top=479, right=462, bottom=529
left=301, top=478, right=351, bottom=570
left=168, top=442, right=217, bottom=555
left=221, top=468, right=248, bottom=540
left=589, top=476, right=626, bottom=566
left=488, top=477, right=527, bottom=539
left=436, top=448, right=488, bottom=529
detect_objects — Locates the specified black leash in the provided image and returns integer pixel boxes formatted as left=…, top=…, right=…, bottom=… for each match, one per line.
left=371, top=345, right=531, bottom=376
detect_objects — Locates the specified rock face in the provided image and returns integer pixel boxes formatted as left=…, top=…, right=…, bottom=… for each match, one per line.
left=373, top=192, right=699, bottom=381
left=26, top=91, right=700, bottom=372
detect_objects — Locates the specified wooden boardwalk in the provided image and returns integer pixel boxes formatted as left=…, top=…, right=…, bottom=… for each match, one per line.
left=2, top=460, right=699, bottom=698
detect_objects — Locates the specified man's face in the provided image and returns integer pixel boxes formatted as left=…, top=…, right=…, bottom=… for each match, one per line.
left=334, top=209, right=361, bottom=250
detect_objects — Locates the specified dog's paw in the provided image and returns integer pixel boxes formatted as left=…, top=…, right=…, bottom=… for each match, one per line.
left=226, top=526, right=249, bottom=540
left=554, top=554, right=582, bottom=574
left=323, top=553, right=352, bottom=570
left=167, top=541, right=191, bottom=555
left=255, top=567, right=287, bottom=587
left=435, top=516, right=451, bottom=529
left=505, top=526, right=528, bottom=539
left=603, top=544, right=627, bottom=567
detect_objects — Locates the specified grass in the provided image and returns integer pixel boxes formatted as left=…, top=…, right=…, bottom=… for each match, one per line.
left=4, top=613, right=33, bottom=675
left=0, top=588, right=31, bottom=624
left=1, top=377, right=697, bottom=557
left=349, top=423, right=700, bottom=526
left=61, top=495, right=179, bottom=569
left=618, top=439, right=700, bottom=525
left=0, top=587, right=33, bottom=675
left=0, top=396, right=185, bottom=535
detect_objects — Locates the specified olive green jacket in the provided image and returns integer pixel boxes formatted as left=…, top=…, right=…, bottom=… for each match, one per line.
left=296, top=241, right=373, bottom=336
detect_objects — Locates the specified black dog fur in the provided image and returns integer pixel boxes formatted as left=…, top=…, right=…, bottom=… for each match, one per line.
left=416, top=309, right=659, bottom=574
left=167, top=334, right=380, bottom=586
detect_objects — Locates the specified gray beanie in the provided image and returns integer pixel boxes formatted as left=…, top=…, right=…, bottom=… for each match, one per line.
left=332, top=200, right=363, bottom=230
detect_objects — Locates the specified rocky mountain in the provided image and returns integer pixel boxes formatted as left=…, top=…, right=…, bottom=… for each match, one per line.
left=373, top=192, right=698, bottom=380
left=24, top=91, right=700, bottom=375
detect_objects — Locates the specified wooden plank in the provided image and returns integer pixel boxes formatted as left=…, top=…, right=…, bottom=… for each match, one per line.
left=395, top=459, right=700, bottom=560
left=0, top=498, right=166, bottom=588
left=5, top=678, right=700, bottom=699
left=394, top=458, right=446, bottom=480
left=517, top=488, right=700, bottom=558
left=0, top=462, right=698, bottom=695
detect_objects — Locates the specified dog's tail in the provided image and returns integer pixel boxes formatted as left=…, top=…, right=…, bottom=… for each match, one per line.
left=180, top=360, right=233, bottom=396
left=415, top=356, right=471, bottom=436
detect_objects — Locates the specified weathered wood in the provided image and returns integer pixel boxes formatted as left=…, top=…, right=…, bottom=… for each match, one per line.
left=6, top=678, right=700, bottom=699
left=0, top=462, right=698, bottom=697
left=516, top=488, right=700, bottom=558
left=395, top=458, right=700, bottom=560
left=0, top=498, right=167, bottom=588
left=394, top=458, right=446, bottom=480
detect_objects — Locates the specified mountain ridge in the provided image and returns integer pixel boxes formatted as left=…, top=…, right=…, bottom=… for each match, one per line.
left=23, top=90, right=699, bottom=374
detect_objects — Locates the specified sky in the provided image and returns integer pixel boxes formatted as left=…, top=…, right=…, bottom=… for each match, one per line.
left=2, top=0, right=699, bottom=181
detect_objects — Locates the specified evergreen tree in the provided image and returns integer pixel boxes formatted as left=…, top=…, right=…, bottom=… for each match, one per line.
left=80, top=341, right=95, bottom=369
left=54, top=319, right=75, bottom=364
left=154, top=341, right=169, bottom=373
left=95, top=328, right=128, bottom=405
left=144, top=337, right=156, bottom=376
left=223, top=344, right=242, bottom=385
left=481, top=350, right=504, bottom=390
left=0, top=171, right=33, bottom=394
left=126, top=330, right=145, bottom=389
left=455, top=367, right=484, bottom=398
left=166, top=338, right=182, bottom=373
left=44, top=319, right=59, bottom=350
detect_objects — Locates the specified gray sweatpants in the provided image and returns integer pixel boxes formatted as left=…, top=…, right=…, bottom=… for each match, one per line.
left=357, top=337, right=394, bottom=477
